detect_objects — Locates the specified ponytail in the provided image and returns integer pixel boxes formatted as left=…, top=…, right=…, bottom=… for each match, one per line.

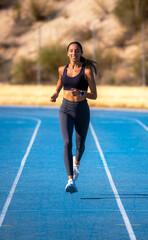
left=80, top=56, right=97, bottom=75
left=67, top=41, right=97, bottom=75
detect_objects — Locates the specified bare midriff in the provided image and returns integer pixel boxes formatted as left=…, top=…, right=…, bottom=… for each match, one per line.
left=63, top=90, right=86, bottom=102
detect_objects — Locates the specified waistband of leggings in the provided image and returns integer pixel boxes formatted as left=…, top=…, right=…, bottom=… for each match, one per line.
left=62, top=98, right=87, bottom=105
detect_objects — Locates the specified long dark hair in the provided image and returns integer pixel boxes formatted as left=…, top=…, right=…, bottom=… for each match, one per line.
left=67, top=41, right=97, bottom=75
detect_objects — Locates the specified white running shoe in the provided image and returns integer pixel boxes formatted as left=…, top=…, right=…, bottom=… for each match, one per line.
left=65, top=179, right=78, bottom=194
left=73, top=156, right=80, bottom=180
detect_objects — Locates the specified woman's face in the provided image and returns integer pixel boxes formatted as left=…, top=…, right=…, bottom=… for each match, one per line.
left=67, top=44, right=82, bottom=63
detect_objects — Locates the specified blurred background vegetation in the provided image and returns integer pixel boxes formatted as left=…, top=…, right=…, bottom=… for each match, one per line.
left=0, top=0, right=148, bottom=86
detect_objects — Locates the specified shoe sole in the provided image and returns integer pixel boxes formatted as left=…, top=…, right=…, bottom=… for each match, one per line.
left=65, top=185, right=78, bottom=194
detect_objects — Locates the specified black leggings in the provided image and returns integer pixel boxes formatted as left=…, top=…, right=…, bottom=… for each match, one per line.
left=59, top=98, right=90, bottom=176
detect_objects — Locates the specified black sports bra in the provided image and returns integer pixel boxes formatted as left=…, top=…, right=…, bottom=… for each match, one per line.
left=62, top=64, right=88, bottom=91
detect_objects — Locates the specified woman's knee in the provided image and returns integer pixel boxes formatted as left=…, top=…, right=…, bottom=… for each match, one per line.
left=64, top=139, right=72, bottom=150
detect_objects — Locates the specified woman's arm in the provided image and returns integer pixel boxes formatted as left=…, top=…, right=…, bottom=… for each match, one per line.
left=70, top=68, right=97, bottom=100
left=84, top=68, right=97, bottom=99
left=50, top=66, right=64, bottom=102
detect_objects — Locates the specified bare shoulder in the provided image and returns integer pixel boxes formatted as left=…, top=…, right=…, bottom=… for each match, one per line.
left=84, top=67, right=93, bottom=78
left=58, top=65, right=66, bottom=75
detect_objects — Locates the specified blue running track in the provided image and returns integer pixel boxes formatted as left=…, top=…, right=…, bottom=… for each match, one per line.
left=0, top=106, right=148, bottom=240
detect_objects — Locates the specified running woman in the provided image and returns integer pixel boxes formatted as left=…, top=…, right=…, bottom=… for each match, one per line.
left=50, top=41, right=97, bottom=194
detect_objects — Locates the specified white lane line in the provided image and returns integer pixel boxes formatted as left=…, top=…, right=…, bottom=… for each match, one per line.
left=130, top=118, right=148, bottom=131
left=0, top=119, right=41, bottom=227
left=113, top=117, right=148, bottom=132
left=89, top=122, right=137, bottom=240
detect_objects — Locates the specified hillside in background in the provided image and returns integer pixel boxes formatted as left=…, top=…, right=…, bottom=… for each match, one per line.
left=0, top=0, right=148, bottom=85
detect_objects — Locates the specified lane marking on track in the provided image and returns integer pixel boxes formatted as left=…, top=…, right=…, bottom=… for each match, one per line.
left=0, top=118, right=41, bottom=227
left=114, top=117, right=148, bottom=132
left=90, top=122, right=137, bottom=240
left=131, top=118, right=148, bottom=131
left=116, top=224, right=140, bottom=226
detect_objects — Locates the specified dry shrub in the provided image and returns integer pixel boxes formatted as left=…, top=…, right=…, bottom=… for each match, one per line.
left=0, top=0, right=16, bottom=8
left=132, top=56, right=148, bottom=85
left=13, top=0, right=58, bottom=24
left=0, top=55, right=3, bottom=71
left=11, top=57, right=37, bottom=84
left=101, top=70, right=116, bottom=85
left=95, top=0, right=109, bottom=14
left=68, top=27, right=92, bottom=42
left=39, top=44, right=68, bottom=83
left=11, top=44, right=68, bottom=84
left=114, top=0, right=148, bottom=31
left=96, top=48, right=122, bottom=80
left=29, top=0, right=57, bottom=21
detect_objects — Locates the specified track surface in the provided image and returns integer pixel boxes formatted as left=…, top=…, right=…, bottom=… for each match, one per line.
left=0, top=106, right=148, bottom=240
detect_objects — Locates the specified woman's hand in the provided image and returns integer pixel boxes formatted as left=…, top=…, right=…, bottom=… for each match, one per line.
left=70, top=88, right=80, bottom=97
left=50, top=91, right=59, bottom=102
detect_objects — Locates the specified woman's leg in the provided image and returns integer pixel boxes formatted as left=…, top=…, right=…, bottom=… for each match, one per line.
left=75, top=102, right=90, bottom=163
left=59, top=110, right=74, bottom=178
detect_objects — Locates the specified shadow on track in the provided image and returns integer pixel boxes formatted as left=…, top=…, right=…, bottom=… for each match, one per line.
left=81, top=194, right=148, bottom=200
